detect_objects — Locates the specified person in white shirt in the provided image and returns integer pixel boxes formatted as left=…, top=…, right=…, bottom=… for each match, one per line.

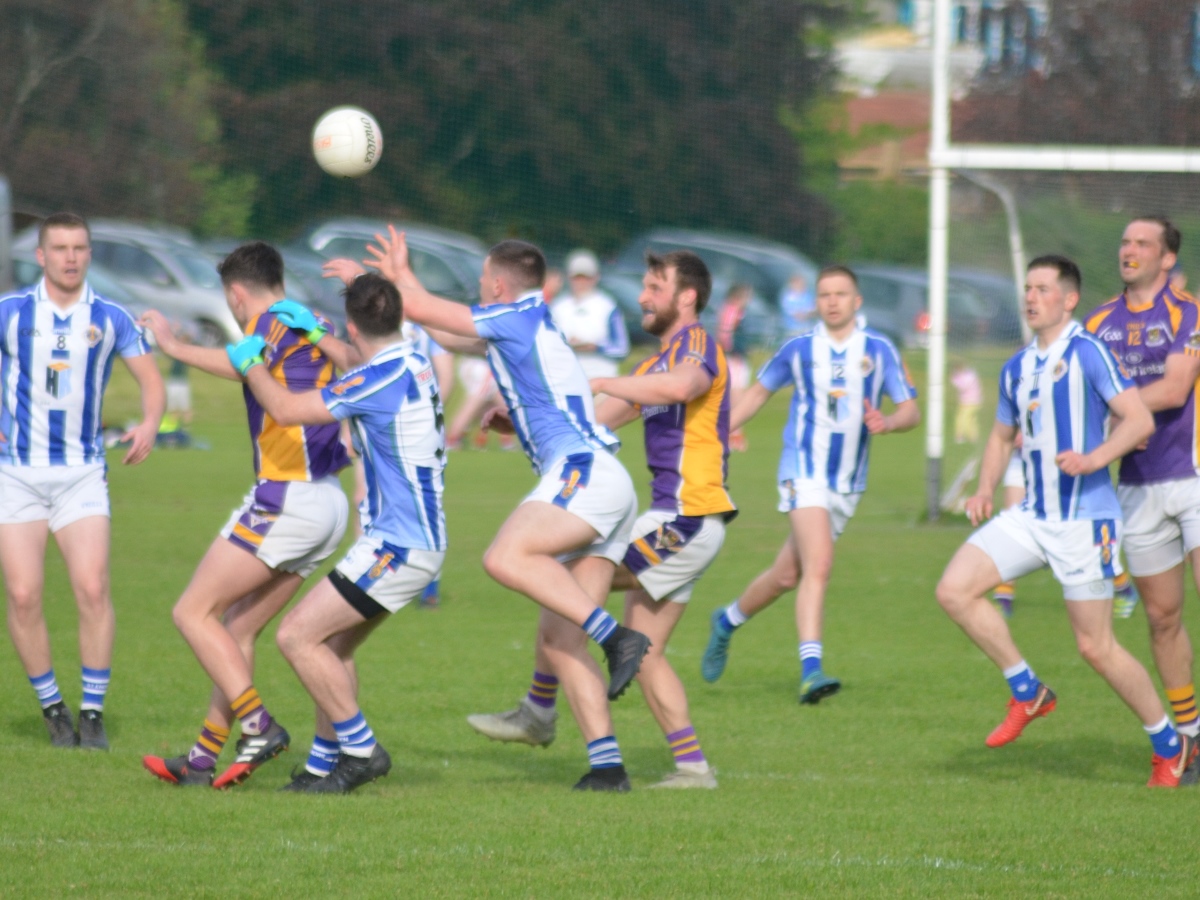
left=550, top=249, right=629, bottom=379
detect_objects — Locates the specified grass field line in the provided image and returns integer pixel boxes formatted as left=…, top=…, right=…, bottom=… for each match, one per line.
left=0, top=836, right=1178, bottom=884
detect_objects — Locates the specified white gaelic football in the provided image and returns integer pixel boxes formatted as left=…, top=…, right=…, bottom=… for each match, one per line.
left=312, top=106, right=383, bottom=178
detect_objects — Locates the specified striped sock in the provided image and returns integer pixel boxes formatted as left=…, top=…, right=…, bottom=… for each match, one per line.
left=799, top=641, right=823, bottom=680
left=1113, top=571, right=1133, bottom=593
left=586, top=736, right=623, bottom=770
left=29, top=670, right=63, bottom=709
left=81, top=666, right=111, bottom=711
left=667, top=726, right=706, bottom=766
left=717, top=599, right=748, bottom=634
left=1167, top=684, right=1200, bottom=738
left=1002, top=661, right=1040, bottom=702
left=1146, top=715, right=1183, bottom=759
left=993, top=583, right=1015, bottom=602
left=582, top=609, right=618, bottom=645
left=526, top=670, right=559, bottom=710
left=231, top=687, right=272, bottom=736
left=187, top=718, right=231, bottom=771
left=333, top=711, right=377, bottom=758
left=306, top=736, right=340, bottom=776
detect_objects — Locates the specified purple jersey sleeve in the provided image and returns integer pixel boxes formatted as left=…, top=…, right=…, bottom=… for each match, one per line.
left=670, top=324, right=719, bottom=378
left=1169, top=300, right=1200, bottom=357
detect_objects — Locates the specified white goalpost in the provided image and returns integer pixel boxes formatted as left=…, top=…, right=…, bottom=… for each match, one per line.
left=924, top=0, right=1200, bottom=520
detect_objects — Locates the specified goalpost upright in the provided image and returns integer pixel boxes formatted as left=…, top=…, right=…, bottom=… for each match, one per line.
left=924, top=0, right=1200, bottom=521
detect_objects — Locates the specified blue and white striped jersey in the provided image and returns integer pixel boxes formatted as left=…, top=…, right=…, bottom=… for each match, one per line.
left=0, top=279, right=151, bottom=467
left=403, top=322, right=446, bottom=365
left=322, top=340, right=447, bottom=551
left=757, top=323, right=916, bottom=494
left=472, top=291, right=617, bottom=475
left=997, top=320, right=1132, bottom=522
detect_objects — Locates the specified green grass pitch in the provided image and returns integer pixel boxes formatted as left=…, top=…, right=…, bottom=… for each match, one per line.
left=0, top=357, right=1196, bottom=898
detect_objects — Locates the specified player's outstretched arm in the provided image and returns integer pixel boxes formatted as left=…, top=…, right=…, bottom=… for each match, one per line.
left=966, top=420, right=1018, bottom=526
left=1057, top=387, right=1154, bottom=477
left=730, top=383, right=773, bottom=432
left=1138, top=351, right=1200, bottom=412
left=594, top=395, right=640, bottom=431
left=268, top=299, right=364, bottom=372
left=119, top=351, right=166, bottom=466
left=591, top=363, right=712, bottom=409
left=229, top=337, right=335, bottom=428
left=139, top=310, right=240, bottom=381
left=365, top=225, right=482, bottom=344
left=863, top=398, right=921, bottom=435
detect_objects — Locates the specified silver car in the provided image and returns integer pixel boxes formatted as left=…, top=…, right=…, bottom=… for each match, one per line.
left=16, top=220, right=241, bottom=346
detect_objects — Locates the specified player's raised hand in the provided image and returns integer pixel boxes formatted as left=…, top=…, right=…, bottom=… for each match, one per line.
left=227, top=335, right=268, bottom=377
left=364, top=225, right=408, bottom=282
left=120, top=419, right=157, bottom=466
left=1055, top=449, right=1098, bottom=476
left=964, top=493, right=993, bottom=527
left=322, top=258, right=366, bottom=285
left=138, top=310, right=178, bottom=355
left=481, top=404, right=515, bottom=435
left=269, top=300, right=327, bottom=345
left=863, top=399, right=889, bottom=434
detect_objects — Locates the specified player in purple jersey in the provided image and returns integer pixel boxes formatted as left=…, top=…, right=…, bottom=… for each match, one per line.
left=467, top=251, right=735, bottom=788
left=140, top=243, right=350, bottom=789
left=1085, top=216, right=1200, bottom=751
left=0, top=213, right=164, bottom=751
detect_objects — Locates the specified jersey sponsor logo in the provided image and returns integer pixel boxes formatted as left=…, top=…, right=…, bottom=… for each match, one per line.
left=1052, top=359, right=1069, bottom=382
left=368, top=550, right=396, bottom=580
left=1098, top=327, right=1123, bottom=342
left=641, top=404, right=670, bottom=418
left=86, top=324, right=103, bottom=348
left=1024, top=399, right=1042, bottom=438
left=827, top=389, right=849, bottom=422
left=1145, top=326, right=1167, bottom=347
left=19, top=328, right=39, bottom=337
left=417, top=367, right=433, bottom=383
left=1125, top=351, right=1143, bottom=364
left=330, top=375, right=366, bottom=396
left=45, top=362, right=71, bottom=399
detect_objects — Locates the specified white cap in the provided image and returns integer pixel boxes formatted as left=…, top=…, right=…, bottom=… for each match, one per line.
left=566, top=249, right=600, bottom=279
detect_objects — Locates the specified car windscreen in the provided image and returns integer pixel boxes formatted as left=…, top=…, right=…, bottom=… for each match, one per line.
left=172, top=250, right=223, bottom=290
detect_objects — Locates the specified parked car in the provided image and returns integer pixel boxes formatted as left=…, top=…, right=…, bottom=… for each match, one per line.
left=297, top=218, right=488, bottom=305
left=852, top=264, right=992, bottom=350
left=15, top=220, right=242, bottom=346
left=949, top=267, right=1025, bottom=346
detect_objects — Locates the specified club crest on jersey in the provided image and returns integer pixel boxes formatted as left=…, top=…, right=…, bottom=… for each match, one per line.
left=368, top=551, right=396, bottom=580
left=1052, top=359, right=1069, bottom=382
left=1188, top=331, right=1200, bottom=349
left=330, top=375, right=365, bottom=395
left=1145, top=326, right=1166, bottom=347
left=656, top=524, right=683, bottom=550
left=86, top=324, right=103, bottom=348
left=860, top=355, right=875, bottom=376
left=45, top=362, right=71, bottom=399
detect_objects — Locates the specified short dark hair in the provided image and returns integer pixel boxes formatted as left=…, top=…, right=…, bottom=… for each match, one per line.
left=38, top=212, right=90, bottom=246
left=488, top=240, right=546, bottom=292
left=1028, top=254, right=1082, bottom=293
left=1131, top=215, right=1182, bottom=255
left=816, top=264, right=859, bottom=289
left=645, top=250, right=712, bottom=312
left=217, top=241, right=284, bottom=291
left=344, top=273, right=401, bottom=337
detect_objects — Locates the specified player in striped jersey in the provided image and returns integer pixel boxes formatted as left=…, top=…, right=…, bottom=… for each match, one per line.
left=468, top=250, right=735, bottom=788
left=701, top=265, right=919, bottom=704
left=229, top=274, right=445, bottom=793
left=140, top=243, right=350, bottom=788
left=360, top=227, right=648, bottom=791
left=937, top=255, right=1196, bottom=787
left=0, top=212, right=164, bottom=750
left=1085, top=216, right=1200, bottom=750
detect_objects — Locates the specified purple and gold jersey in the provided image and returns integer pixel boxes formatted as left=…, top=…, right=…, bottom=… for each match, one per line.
left=243, top=311, right=349, bottom=481
left=1085, top=285, right=1200, bottom=484
left=631, top=323, right=736, bottom=517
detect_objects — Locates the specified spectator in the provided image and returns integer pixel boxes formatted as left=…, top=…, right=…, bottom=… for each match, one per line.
left=551, top=249, right=629, bottom=379
left=716, top=283, right=754, bottom=451
left=780, top=272, right=816, bottom=336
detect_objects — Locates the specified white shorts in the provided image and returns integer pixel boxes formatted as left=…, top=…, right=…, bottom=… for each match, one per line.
left=1118, top=478, right=1200, bottom=577
left=221, top=477, right=349, bottom=577
left=166, top=380, right=192, bottom=414
left=968, top=506, right=1121, bottom=600
left=332, top=535, right=444, bottom=616
left=523, top=450, right=638, bottom=564
left=777, top=479, right=861, bottom=541
left=622, top=510, right=728, bottom=603
left=1002, top=453, right=1024, bottom=490
left=0, top=463, right=109, bottom=531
